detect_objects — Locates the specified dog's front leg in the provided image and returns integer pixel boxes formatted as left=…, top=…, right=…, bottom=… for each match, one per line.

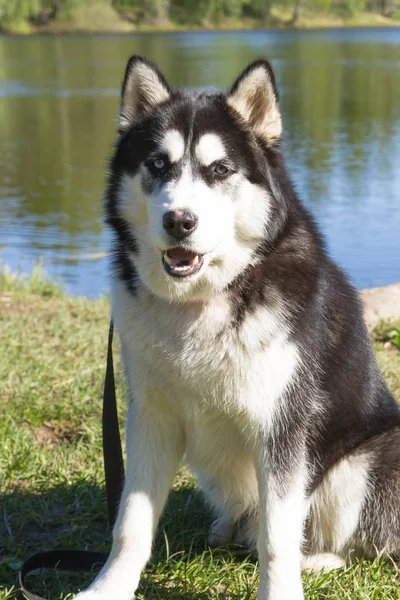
left=255, top=438, right=306, bottom=600
left=75, top=400, right=184, bottom=600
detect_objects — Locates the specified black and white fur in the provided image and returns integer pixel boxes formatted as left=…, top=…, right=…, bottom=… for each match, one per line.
left=76, top=56, right=400, bottom=600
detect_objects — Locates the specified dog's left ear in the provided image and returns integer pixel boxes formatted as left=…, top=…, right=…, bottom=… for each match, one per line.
left=118, top=55, right=171, bottom=132
left=228, top=60, right=282, bottom=143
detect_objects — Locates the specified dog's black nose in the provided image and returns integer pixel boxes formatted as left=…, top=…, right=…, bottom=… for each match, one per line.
left=163, top=210, right=198, bottom=240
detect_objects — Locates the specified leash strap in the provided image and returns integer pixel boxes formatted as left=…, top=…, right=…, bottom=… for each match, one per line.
left=19, top=551, right=109, bottom=600
left=102, top=320, right=125, bottom=529
left=19, top=320, right=124, bottom=599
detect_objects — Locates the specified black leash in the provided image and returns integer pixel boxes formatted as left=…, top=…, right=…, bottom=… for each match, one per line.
left=102, top=321, right=125, bottom=528
left=19, top=320, right=124, bottom=600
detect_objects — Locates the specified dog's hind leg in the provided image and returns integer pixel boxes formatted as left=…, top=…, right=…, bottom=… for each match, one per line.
left=307, top=429, right=400, bottom=566
left=307, top=451, right=371, bottom=561
left=197, top=471, right=259, bottom=550
left=355, top=428, right=400, bottom=558
left=194, top=453, right=259, bottom=550
left=301, top=553, right=345, bottom=572
left=203, top=487, right=258, bottom=550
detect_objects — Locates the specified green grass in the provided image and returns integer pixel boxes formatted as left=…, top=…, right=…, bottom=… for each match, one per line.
left=373, top=320, right=400, bottom=402
left=1, top=270, right=400, bottom=599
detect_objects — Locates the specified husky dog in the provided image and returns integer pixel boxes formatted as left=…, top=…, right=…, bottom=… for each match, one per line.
left=76, top=56, right=400, bottom=600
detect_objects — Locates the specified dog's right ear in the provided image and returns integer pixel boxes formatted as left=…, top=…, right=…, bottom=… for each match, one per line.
left=118, top=55, right=171, bottom=132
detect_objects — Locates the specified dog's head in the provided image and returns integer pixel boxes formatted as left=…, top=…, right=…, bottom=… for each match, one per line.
left=107, top=55, right=288, bottom=301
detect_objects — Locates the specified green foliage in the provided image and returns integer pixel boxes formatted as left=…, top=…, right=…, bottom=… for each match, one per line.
left=374, top=321, right=400, bottom=401
left=57, top=0, right=122, bottom=30
left=0, top=0, right=41, bottom=26
left=385, top=327, right=400, bottom=349
left=373, top=320, right=400, bottom=350
left=1, top=0, right=399, bottom=30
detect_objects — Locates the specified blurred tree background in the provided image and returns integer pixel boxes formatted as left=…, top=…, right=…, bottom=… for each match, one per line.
left=0, top=0, right=399, bottom=32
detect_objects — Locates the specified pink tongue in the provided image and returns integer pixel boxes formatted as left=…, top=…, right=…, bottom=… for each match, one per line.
left=167, top=248, right=197, bottom=261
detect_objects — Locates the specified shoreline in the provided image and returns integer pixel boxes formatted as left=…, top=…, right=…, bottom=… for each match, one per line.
left=1, top=266, right=399, bottom=329
left=2, top=24, right=400, bottom=36
left=1, top=13, right=399, bottom=36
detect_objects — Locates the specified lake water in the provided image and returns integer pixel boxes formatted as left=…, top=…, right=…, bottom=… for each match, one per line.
left=0, top=29, right=399, bottom=297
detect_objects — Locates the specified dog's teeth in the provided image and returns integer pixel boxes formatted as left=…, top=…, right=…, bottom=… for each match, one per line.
left=164, top=253, right=200, bottom=270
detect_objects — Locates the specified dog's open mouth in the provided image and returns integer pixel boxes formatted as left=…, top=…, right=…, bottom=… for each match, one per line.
left=162, top=248, right=203, bottom=278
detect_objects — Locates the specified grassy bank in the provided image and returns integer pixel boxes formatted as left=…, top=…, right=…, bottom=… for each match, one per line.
left=1, top=268, right=400, bottom=599
left=1, top=5, right=400, bottom=34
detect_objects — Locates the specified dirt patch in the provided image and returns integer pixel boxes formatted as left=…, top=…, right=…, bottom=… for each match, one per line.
left=361, top=282, right=400, bottom=329
left=34, top=420, right=83, bottom=448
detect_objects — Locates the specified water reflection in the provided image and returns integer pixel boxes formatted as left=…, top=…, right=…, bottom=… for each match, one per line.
left=0, top=30, right=399, bottom=296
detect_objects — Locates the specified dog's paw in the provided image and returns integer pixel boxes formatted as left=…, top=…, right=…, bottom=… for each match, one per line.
left=74, top=592, right=101, bottom=600
left=74, top=584, right=136, bottom=600
left=74, top=590, right=123, bottom=600
left=301, top=553, right=345, bottom=573
left=258, top=567, right=304, bottom=600
left=258, top=583, right=304, bottom=600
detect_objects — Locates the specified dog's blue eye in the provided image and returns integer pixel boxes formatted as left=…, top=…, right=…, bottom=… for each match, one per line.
left=214, top=164, right=228, bottom=175
left=153, top=158, right=165, bottom=170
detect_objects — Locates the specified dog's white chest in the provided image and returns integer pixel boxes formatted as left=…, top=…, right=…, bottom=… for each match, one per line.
left=113, top=281, right=299, bottom=425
